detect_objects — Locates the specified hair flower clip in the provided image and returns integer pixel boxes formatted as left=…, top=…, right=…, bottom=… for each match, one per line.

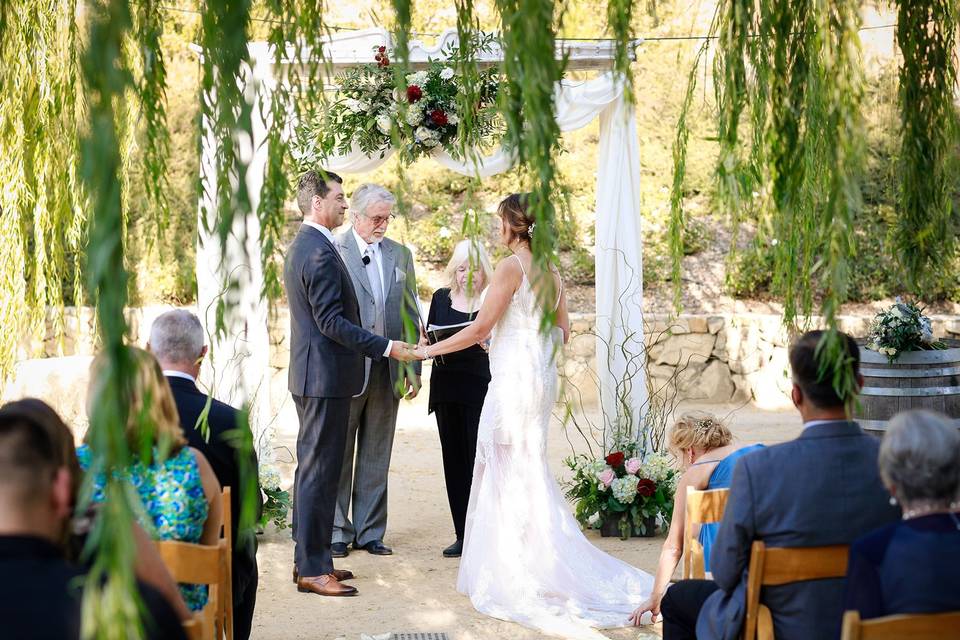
left=528, top=222, right=536, bottom=237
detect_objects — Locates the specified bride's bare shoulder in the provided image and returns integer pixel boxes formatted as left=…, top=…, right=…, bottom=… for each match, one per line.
left=493, top=255, right=523, bottom=280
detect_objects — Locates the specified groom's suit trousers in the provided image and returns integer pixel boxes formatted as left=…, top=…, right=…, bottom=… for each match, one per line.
left=292, top=395, right=351, bottom=577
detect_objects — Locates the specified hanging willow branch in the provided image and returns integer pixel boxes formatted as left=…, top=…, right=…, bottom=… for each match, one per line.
left=77, top=0, right=144, bottom=637
left=896, top=0, right=958, bottom=285
left=606, top=0, right=636, bottom=100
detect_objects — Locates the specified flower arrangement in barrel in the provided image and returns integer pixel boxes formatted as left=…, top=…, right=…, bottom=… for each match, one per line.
left=303, top=36, right=501, bottom=164
left=565, top=438, right=678, bottom=539
left=866, top=298, right=946, bottom=362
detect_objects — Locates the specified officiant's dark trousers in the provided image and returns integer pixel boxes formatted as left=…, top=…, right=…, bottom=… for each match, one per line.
left=660, top=579, right=720, bottom=640
left=292, top=394, right=351, bottom=577
left=435, top=403, right=482, bottom=539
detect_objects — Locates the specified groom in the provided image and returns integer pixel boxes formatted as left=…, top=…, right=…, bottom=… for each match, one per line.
left=285, top=169, right=419, bottom=597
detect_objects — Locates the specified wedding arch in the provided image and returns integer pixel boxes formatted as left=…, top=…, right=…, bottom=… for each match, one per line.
left=196, top=28, right=647, bottom=436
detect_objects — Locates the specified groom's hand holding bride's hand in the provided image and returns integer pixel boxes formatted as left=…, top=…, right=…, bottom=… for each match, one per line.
left=389, top=341, right=422, bottom=362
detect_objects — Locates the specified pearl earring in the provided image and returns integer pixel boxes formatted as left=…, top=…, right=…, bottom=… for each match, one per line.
left=889, top=496, right=897, bottom=506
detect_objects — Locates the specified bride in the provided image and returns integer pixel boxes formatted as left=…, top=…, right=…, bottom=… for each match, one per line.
left=415, top=194, right=654, bottom=639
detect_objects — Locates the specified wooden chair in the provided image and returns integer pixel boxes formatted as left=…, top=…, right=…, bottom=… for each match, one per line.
left=182, top=618, right=202, bottom=640
left=742, top=541, right=849, bottom=640
left=840, top=610, right=960, bottom=640
left=157, top=486, right=234, bottom=640
left=683, top=487, right=730, bottom=579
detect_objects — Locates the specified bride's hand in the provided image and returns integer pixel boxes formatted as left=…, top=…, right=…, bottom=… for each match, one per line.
left=629, top=597, right=659, bottom=626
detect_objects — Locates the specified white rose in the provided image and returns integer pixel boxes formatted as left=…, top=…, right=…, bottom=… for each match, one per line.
left=440, top=67, right=455, bottom=80
left=357, top=100, right=370, bottom=112
left=376, top=114, right=393, bottom=135
left=344, top=98, right=361, bottom=113
left=447, top=113, right=459, bottom=125
left=587, top=512, right=601, bottom=526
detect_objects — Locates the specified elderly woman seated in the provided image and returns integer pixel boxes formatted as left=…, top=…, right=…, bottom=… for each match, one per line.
left=842, top=409, right=960, bottom=620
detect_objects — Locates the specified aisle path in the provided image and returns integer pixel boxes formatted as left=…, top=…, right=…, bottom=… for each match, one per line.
left=250, top=383, right=799, bottom=640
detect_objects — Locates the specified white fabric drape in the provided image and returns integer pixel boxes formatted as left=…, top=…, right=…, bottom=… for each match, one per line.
left=325, top=72, right=646, bottom=435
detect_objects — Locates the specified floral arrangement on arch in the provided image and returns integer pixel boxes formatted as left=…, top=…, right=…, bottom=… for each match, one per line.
left=564, top=439, right=678, bottom=540
left=300, top=38, right=501, bottom=164
left=866, top=298, right=946, bottom=362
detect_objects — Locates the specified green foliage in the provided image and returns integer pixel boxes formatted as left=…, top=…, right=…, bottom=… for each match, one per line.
left=606, top=0, right=636, bottom=99
left=896, top=0, right=958, bottom=287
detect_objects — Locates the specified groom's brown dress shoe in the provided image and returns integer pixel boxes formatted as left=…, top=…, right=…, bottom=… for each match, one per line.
left=296, top=574, right=358, bottom=597
left=293, top=566, right=354, bottom=583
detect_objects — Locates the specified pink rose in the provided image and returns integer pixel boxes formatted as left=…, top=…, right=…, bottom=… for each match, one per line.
left=624, top=457, right=642, bottom=475
left=598, top=468, right=615, bottom=488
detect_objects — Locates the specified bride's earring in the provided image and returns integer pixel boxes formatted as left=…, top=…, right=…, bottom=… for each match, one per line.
left=889, top=496, right=897, bottom=506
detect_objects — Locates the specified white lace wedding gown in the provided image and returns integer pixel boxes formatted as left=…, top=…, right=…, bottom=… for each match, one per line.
left=456, top=257, right=654, bottom=639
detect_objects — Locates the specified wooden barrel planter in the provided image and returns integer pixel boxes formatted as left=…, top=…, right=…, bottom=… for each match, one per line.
left=856, top=339, right=960, bottom=434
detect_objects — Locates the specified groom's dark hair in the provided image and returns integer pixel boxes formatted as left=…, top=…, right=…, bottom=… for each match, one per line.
left=297, top=169, right=343, bottom=216
left=789, top=330, right=860, bottom=409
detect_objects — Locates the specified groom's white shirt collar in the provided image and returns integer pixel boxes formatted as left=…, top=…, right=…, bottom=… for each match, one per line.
left=163, top=370, right=196, bottom=384
left=302, top=220, right=335, bottom=243
left=803, top=419, right=851, bottom=430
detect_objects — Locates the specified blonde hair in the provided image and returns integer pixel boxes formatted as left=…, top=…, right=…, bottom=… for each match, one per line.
left=445, top=239, right=493, bottom=297
left=86, top=346, right=187, bottom=459
left=669, top=412, right=733, bottom=453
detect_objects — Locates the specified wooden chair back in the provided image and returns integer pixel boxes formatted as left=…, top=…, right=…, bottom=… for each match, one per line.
left=182, top=618, right=202, bottom=640
left=742, top=541, right=849, bottom=640
left=683, top=487, right=730, bottom=579
left=156, top=486, right=233, bottom=640
left=841, top=610, right=960, bottom=640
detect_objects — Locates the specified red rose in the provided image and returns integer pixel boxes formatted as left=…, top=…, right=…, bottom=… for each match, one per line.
left=430, top=109, right=448, bottom=126
left=637, top=478, right=657, bottom=498
left=406, top=85, right=422, bottom=102
left=605, top=451, right=625, bottom=468
left=378, top=57, right=390, bottom=68
left=378, top=46, right=387, bottom=53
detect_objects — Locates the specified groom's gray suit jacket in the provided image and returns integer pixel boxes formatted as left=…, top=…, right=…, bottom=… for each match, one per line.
left=695, top=421, right=900, bottom=640
left=333, top=231, right=421, bottom=393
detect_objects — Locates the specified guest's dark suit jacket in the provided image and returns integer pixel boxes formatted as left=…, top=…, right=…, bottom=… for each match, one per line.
left=166, top=375, right=261, bottom=640
left=284, top=223, right=389, bottom=576
left=696, top=421, right=901, bottom=640
left=0, top=535, right=186, bottom=640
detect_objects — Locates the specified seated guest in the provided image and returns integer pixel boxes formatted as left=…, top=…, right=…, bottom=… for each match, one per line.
left=148, top=309, right=262, bottom=640
left=5, top=398, right=191, bottom=622
left=843, top=409, right=960, bottom=620
left=659, top=330, right=900, bottom=640
left=427, top=239, right=493, bottom=558
left=0, top=401, right=186, bottom=639
left=78, top=347, right=222, bottom=613
left=631, top=413, right=763, bottom=624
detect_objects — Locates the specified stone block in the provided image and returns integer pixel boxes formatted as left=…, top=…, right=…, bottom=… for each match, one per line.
left=695, top=359, right=736, bottom=403
left=946, top=320, right=960, bottom=336
left=3, top=355, right=94, bottom=442
left=653, top=333, right=717, bottom=366
left=707, top=316, right=725, bottom=335
left=686, top=315, right=709, bottom=333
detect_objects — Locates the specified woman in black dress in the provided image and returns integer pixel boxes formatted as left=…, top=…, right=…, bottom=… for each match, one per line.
left=428, top=240, right=494, bottom=558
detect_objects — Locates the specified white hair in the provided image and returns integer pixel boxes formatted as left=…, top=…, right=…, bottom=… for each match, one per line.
left=444, top=239, right=493, bottom=296
left=880, top=409, right=960, bottom=504
left=350, top=183, right=396, bottom=220
left=149, top=309, right=205, bottom=365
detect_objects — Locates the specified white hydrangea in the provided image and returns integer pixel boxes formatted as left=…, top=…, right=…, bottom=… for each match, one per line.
left=639, top=452, right=674, bottom=484
left=376, top=113, right=393, bottom=135
left=406, top=71, right=429, bottom=86
left=447, top=113, right=459, bottom=125
left=406, top=105, right=423, bottom=126
left=440, top=67, right=455, bottom=80
left=585, top=459, right=608, bottom=480
left=611, top=475, right=640, bottom=504
left=259, top=463, right=282, bottom=492
left=415, top=125, right=440, bottom=147
left=587, top=512, right=601, bottom=526
left=343, top=98, right=362, bottom=113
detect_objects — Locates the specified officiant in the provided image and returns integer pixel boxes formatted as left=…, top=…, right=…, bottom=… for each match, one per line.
left=427, top=239, right=494, bottom=558
left=331, top=184, right=421, bottom=558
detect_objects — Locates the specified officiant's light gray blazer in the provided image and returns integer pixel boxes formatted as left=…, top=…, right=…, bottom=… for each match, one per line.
left=333, top=232, right=421, bottom=393
left=695, top=421, right=900, bottom=640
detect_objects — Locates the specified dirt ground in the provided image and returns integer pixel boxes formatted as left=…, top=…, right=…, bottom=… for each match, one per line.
left=249, top=374, right=803, bottom=640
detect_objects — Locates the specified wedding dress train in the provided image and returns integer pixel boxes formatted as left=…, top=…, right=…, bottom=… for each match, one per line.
left=456, top=258, right=653, bottom=639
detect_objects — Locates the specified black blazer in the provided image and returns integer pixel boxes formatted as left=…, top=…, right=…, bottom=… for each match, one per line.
left=166, top=375, right=261, bottom=584
left=284, top=224, right=390, bottom=398
left=696, top=421, right=901, bottom=640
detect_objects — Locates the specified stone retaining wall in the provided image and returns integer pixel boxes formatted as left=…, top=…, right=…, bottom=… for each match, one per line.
left=10, top=306, right=960, bottom=417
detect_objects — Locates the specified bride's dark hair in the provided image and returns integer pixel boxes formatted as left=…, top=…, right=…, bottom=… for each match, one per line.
left=498, top=193, right=534, bottom=245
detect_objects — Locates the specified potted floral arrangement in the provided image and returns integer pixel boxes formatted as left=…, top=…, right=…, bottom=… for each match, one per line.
left=865, top=298, right=946, bottom=362
left=258, top=462, right=291, bottom=531
left=565, top=442, right=678, bottom=540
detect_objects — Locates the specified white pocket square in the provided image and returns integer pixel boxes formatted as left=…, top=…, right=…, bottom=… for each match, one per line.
left=395, top=267, right=406, bottom=283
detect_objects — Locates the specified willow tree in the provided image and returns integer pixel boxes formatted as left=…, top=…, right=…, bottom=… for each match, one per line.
left=669, top=0, right=959, bottom=396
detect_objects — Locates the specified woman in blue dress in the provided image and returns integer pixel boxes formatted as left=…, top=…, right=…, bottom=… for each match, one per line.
left=631, top=412, right=764, bottom=625
left=78, top=347, right=222, bottom=612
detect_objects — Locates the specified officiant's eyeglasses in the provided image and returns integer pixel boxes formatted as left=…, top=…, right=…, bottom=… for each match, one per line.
left=364, top=213, right=395, bottom=227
